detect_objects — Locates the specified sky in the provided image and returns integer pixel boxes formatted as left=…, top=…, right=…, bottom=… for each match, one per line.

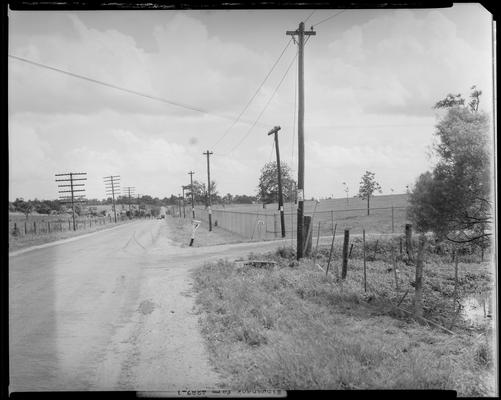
left=8, top=5, right=495, bottom=201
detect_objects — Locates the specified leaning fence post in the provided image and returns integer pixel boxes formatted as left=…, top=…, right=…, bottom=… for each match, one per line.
left=325, top=223, right=337, bottom=278
left=392, top=247, right=399, bottom=291
left=348, top=243, right=354, bottom=259
left=313, top=221, right=321, bottom=267
left=341, top=229, right=350, bottom=280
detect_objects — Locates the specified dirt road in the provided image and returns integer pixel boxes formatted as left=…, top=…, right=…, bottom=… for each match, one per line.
left=9, top=219, right=290, bottom=392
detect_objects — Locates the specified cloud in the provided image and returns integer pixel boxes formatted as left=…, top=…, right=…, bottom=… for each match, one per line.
left=310, top=9, right=492, bottom=118
left=9, top=13, right=271, bottom=119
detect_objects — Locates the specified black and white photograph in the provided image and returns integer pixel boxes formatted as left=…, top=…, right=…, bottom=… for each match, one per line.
left=7, top=3, right=497, bottom=396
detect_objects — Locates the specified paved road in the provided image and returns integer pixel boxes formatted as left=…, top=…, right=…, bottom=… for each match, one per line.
left=9, top=219, right=292, bottom=392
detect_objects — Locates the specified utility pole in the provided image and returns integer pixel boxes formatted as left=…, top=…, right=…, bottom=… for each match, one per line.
left=188, top=171, right=195, bottom=218
left=203, top=150, right=214, bottom=231
left=136, top=193, right=142, bottom=218
left=103, top=175, right=120, bottom=223
left=287, top=22, right=316, bottom=260
left=182, top=185, right=189, bottom=218
left=55, top=172, right=87, bottom=231
left=268, top=126, right=286, bottom=238
left=123, top=186, right=135, bottom=218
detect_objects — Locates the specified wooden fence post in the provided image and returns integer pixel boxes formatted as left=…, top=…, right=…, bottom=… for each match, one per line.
left=414, top=234, right=426, bottom=319
left=325, top=223, right=337, bottom=278
left=405, top=223, right=413, bottom=262
left=363, top=229, right=367, bottom=292
left=25, top=221, right=27, bottom=235
left=303, top=216, right=313, bottom=256
left=392, top=247, right=399, bottom=291
left=348, top=243, right=354, bottom=259
left=34, top=221, right=37, bottom=235
left=48, top=221, right=51, bottom=233
left=341, top=229, right=350, bottom=280
left=313, top=221, right=321, bottom=267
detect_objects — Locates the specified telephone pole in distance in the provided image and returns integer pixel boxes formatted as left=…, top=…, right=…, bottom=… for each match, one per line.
left=56, top=172, right=87, bottom=231
left=268, top=125, right=286, bottom=238
left=188, top=171, right=195, bottom=218
left=287, top=21, right=316, bottom=260
left=123, top=186, right=136, bottom=218
left=104, top=175, right=120, bottom=223
left=203, top=150, right=214, bottom=231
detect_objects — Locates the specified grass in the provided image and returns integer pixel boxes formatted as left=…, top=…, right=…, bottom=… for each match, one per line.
left=195, top=194, right=411, bottom=237
left=192, top=242, right=496, bottom=395
left=164, top=215, right=246, bottom=247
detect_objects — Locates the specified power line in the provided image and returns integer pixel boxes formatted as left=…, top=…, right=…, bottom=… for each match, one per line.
left=8, top=54, right=267, bottom=128
left=226, top=51, right=298, bottom=155
left=304, top=10, right=316, bottom=23
left=212, top=38, right=293, bottom=148
left=311, top=10, right=346, bottom=27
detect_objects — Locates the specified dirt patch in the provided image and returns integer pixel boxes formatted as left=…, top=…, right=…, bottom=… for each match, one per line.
left=138, top=300, right=156, bottom=315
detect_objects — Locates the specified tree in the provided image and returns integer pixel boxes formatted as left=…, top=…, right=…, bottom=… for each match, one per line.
left=13, top=198, right=33, bottom=219
left=408, top=87, right=491, bottom=247
left=357, top=171, right=382, bottom=215
left=257, top=161, right=296, bottom=205
left=190, top=180, right=217, bottom=206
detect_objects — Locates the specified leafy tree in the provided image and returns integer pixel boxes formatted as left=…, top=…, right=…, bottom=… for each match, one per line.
left=13, top=198, right=33, bottom=219
left=357, top=171, right=382, bottom=215
left=257, top=161, right=296, bottom=205
left=408, top=87, right=491, bottom=246
left=189, top=180, right=217, bottom=206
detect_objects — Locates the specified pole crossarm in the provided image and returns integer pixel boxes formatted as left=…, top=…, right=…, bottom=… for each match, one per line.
left=267, top=126, right=281, bottom=136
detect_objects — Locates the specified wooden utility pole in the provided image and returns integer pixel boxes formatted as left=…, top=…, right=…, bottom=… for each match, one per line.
left=123, top=186, right=136, bottom=218
left=203, top=151, right=214, bottom=231
left=267, top=125, right=286, bottom=238
left=181, top=186, right=186, bottom=218
left=104, top=175, right=120, bottom=223
left=56, top=172, right=87, bottom=231
left=287, top=22, right=316, bottom=260
left=188, top=171, right=195, bottom=218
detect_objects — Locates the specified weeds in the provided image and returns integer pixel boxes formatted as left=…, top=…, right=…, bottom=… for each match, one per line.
left=193, top=250, right=495, bottom=395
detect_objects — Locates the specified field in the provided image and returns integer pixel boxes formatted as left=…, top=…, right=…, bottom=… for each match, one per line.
left=192, top=235, right=496, bottom=395
left=190, top=194, right=411, bottom=240
left=8, top=211, right=136, bottom=252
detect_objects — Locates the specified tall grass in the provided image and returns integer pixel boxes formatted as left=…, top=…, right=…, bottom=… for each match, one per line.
left=193, top=253, right=495, bottom=395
